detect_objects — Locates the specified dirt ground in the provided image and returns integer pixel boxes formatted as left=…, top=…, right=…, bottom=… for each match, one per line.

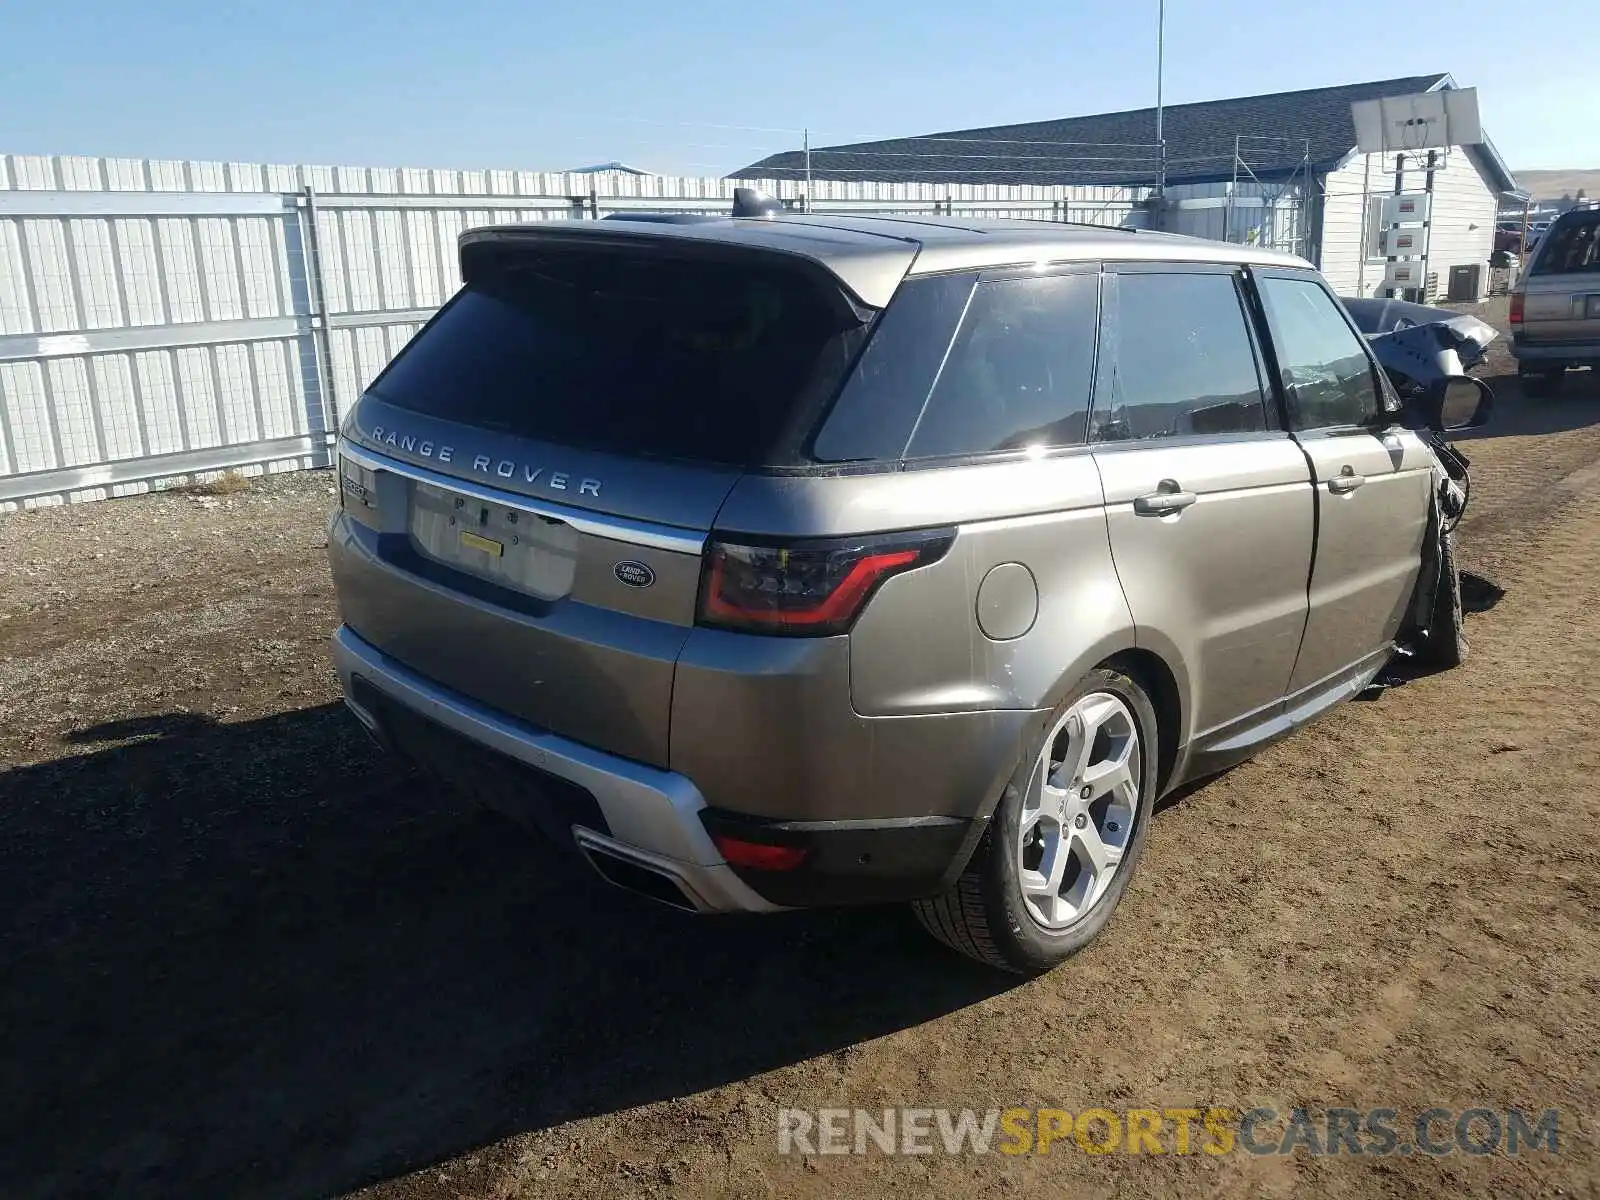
left=3, top=300, right=1599, bottom=1200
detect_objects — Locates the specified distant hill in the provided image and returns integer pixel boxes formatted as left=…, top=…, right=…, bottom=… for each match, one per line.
left=1513, top=169, right=1600, bottom=201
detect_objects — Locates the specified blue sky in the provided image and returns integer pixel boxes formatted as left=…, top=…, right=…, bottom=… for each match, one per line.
left=4, top=0, right=1593, bottom=175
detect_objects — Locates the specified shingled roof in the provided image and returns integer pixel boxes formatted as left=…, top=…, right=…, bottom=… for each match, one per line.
left=735, top=75, right=1465, bottom=188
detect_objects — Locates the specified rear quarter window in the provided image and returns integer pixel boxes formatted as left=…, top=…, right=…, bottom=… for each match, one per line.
left=904, top=271, right=1100, bottom=460
left=811, top=272, right=976, bottom=464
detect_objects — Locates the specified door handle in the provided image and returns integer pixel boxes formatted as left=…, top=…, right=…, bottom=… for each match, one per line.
left=1327, top=466, right=1366, bottom=494
left=1133, top=481, right=1198, bottom=516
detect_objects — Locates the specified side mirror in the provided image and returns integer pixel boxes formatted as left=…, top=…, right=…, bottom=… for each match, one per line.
left=1420, top=375, right=1494, bottom=432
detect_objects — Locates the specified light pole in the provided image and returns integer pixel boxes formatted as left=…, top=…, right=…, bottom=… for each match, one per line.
left=1155, top=0, right=1167, bottom=195
left=803, top=128, right=812, bottom=213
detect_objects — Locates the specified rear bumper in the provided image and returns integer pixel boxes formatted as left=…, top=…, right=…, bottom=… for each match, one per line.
left=334, top=625, right=986, bottom=912
left=1510, top=337, right=1600, bottom=367
left=334, top=623, right=780, bottom=914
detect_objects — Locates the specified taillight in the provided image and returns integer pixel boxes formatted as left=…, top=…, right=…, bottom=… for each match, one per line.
left=697, top=528, right=954, bottom=636
left=1510, top=293, right=1524, bottom=324
left=338, top=454, right=378, bottom=520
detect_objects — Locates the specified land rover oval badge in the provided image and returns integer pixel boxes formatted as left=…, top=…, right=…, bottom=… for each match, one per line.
left=614, top=560, right=656, bottom=589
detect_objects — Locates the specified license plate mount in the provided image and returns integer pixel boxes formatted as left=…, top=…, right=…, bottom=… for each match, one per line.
left=407, top=482, right=580, bottom=599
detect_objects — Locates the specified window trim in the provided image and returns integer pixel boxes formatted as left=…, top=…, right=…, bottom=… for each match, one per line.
left=1244, top=266, right=1394, bottom=434
left=977, top=260, right=1103, bottom=284
left=1088, top=261, right=1278, bottom=445
left=895, top=264, right=1105, bottom=466
left=1085, top=428, right=1300, bottom=457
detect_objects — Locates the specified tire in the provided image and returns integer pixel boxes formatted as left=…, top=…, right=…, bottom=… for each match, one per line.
left=1416, top=529, right=1467, bottom=670
left=1519, top=368, right=1565, bottom=398
left=913, top=666, right=1159, bottom=975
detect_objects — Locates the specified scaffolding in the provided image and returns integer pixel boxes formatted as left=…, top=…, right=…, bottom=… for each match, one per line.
left=1223, top=135, right=1314, bottom=258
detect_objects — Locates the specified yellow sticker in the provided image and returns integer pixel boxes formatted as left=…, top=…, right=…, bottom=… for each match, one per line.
left=459, top=530, right=504, bottom=557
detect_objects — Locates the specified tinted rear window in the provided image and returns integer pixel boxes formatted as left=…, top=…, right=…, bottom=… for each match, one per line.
left=368, top=249, right=866, bottom=466
left=1533, top=214, right=1600, bottom=275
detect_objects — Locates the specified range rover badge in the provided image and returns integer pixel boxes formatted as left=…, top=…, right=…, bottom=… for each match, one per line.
left=614, top=560, right=656, bottom=589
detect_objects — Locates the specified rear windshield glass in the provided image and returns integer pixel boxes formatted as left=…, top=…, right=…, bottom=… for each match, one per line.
left=368, top=248, right=866, bottom=466
left=1533, top=215, right=1600, bottom=275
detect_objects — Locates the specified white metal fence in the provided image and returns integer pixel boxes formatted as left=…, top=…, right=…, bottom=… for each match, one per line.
left=0, top=154, right=1149, bottom=509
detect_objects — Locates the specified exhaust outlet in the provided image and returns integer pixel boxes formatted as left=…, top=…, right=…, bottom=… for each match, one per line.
left=574, top=831, right=700, bottom=912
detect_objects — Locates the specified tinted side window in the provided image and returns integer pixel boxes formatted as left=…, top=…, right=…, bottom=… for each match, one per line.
left=1256, top=276, right=1382, bottom=430
left=812, top=272, right=975, bottom=463
left=905, top=272, right=1099, bottom=459
left=1092, top=271, right=1267, bottom=442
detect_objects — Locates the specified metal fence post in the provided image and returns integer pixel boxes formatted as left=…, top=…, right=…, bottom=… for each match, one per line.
left=300, top=186, right=339, bottom=443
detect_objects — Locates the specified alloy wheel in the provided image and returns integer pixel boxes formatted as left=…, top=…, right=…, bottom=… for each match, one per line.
left=1016, top=692, right=1141, bottom=930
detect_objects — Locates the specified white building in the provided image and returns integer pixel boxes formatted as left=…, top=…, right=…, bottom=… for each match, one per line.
left=738, top=73, right=1523, bottom=299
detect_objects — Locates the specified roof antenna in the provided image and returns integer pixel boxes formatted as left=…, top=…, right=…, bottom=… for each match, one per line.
left=732, top=186, right=784, bottom=218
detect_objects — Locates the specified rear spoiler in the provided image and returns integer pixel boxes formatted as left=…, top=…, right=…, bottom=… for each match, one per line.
left=457, top=211, right=913, bottom=310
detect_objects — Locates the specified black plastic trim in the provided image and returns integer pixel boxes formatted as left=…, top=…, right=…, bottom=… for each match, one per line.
left=349, top=675, right=610, bottom=851
left=698, top=809, right=975, bottom=907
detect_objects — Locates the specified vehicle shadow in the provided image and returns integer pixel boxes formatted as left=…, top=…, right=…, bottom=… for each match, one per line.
left=1153, top=764, right=1240, bottom=814
left=0, top=705, right=1012, bottom=1200
left=1452, top=368, right=1600, bottom=441
left=1360, top=568, right=1507, bottom=692
left=1459, top=571, right=1507, bottom=615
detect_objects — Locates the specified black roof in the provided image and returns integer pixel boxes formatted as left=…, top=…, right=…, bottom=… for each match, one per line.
left=735, top=75, right=1459, bottom=188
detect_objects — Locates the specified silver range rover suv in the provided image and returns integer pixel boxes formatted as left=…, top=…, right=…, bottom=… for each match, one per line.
left=328, top=212, right=1489, bottom=973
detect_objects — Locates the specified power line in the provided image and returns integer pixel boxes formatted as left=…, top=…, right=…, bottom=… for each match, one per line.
left=606, top=117, right=809, bottom=135
left=798, top=149, right=1160, bottom=164
left=607, top=117, right=1166, bottom=152
left=734, top=166, right=1164, bottom=177
left=846, top=135, right=1161, bottom=150
left=757, top=142, right=1291, bottom=160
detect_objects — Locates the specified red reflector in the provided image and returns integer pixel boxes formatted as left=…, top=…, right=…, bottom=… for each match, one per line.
left=1509, top=293, right=1524, bottom=324
left=712, top=834, right=809, bottom=872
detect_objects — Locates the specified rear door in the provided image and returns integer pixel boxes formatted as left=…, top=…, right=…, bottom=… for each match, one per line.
left=1251, top=269, right=1435, bottom=697
left=332, top=238, right=876, bottom=766
left=1519, top=210, right=1600, bottom=344
left=1090, top=264, right=1313, bottom=741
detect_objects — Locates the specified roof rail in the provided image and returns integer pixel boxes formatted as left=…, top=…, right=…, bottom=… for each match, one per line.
left=601, top=213, right=722, bottom=225
left=1055, top=220, right=1143, bottom=234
